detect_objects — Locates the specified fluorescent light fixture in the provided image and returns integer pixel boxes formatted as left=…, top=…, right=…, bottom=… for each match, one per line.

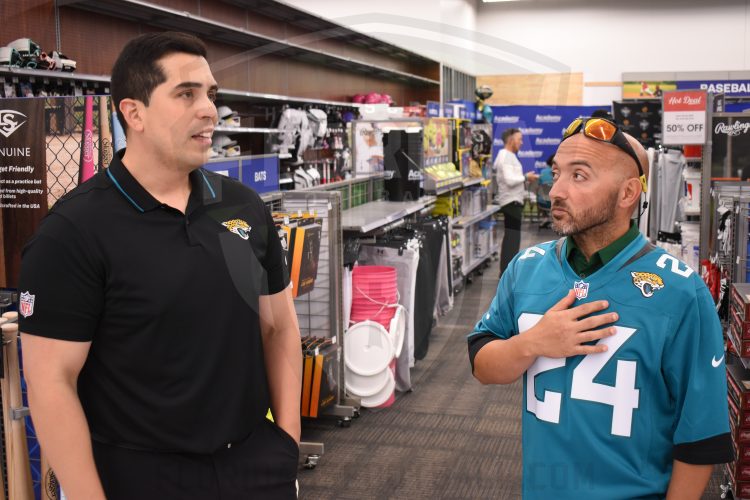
left=482, top=0, right=527, bottom=2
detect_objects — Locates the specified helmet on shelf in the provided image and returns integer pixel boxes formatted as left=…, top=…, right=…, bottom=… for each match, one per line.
left=475, top=85, right=493, bottom=101
left=217, top=105, right=240, bottom=127
left=211, top=134, right=241, bottom=157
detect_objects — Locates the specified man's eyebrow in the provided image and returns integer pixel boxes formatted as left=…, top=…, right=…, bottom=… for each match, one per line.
left=172, top=82, right=219, bottom=92
left=567, top=160, right=593, bottom=169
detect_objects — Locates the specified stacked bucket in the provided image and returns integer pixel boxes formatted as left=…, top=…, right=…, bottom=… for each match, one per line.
left=345, top=266, right=404, bottom=408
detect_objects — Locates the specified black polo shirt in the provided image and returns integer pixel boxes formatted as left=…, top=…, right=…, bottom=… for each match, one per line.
left=18, top=151, right=289, bottom=454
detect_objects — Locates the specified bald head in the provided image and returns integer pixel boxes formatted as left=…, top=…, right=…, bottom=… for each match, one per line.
left=624, top=132, right=649, bottom=182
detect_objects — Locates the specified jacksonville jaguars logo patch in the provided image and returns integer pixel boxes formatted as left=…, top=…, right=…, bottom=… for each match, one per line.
left=222, top=219, right=251, bottom=240
left=631, top=271, right=664, bottom=298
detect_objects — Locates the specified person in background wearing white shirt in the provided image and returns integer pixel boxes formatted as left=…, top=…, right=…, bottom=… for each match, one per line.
left=495, top=128, right=538, bottom=275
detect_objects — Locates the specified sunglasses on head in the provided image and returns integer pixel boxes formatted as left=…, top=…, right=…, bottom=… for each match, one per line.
left=561, top=117, right=648, bottom=193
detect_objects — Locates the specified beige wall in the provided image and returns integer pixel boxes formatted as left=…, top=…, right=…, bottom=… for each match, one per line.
left=476, top=73, right=583, bottom=106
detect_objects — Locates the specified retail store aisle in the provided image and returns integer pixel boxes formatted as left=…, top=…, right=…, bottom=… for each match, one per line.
left=298, top=222, right=723, bottom=499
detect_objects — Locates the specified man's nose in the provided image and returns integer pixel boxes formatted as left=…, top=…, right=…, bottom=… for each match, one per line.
left=199, top=99, right=218, bottom=124
left=549, top=178, right=564, bottom=200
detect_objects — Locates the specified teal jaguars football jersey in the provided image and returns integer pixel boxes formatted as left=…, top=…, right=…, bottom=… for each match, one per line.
left=471, top=233, right=729, bottom=500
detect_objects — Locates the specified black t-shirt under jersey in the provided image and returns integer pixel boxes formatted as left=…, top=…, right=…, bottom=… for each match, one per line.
left=19, top=152, right=289, bottom=453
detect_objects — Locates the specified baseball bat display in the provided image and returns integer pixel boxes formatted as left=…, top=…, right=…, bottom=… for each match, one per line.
left=1, top=323, right=33, bottom=500
left=98, top=97, right=113, bottom=169
left=111, top=102, right=126, bottom=154
left=40, top=451, right=59, bottom=500
left=79, top=96, right=96, bottom=183
left=0, top=314, right=16, bottom=324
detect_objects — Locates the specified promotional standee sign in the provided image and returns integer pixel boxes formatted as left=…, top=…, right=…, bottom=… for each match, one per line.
left=1, top=100, right=46, bottom=288
left=489, top=105, right=604, bottom=173
left=662, top=90, right=707, bottom=145
left=1, top=96, right=110, bottom=289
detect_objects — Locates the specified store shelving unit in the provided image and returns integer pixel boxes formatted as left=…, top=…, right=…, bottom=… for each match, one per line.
left=271, top=190, right=358, bottom=468
left=58, top=0, right=439, bottom=87
left=341, top=197, right=436, bottom=233
left=214, top=126, right=280, bottom=134
left=217, top=88, right=361, bottom=108
left=223, top=0, right=437, bottom=68
left=452, top=205, right=499, bottom=277
left=452, top=205, right=499, bottom=229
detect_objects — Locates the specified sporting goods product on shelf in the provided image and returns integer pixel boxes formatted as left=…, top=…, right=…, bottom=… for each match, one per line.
left=99, top=97, right=113, bottom=168
left=217, top=105, right=240, bottom=128
left=79, top=96, right=96, bottom=183
left=1, top=323, right=34, bottom=500
left=211, top=134, right=240, bottom=158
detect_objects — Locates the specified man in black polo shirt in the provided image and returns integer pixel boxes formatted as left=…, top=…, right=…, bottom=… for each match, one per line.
left=19, top=32, right=302, bottom=499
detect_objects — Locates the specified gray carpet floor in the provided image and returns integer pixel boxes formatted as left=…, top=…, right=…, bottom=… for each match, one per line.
left=298, top=222, right=726, bottom=499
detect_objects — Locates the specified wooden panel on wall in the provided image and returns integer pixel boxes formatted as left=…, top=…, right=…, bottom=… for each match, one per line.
left=59, top=8, right=146, bottom=75
left=195, top=1, right=247, bottom=30
left=1, top=0, right=56, bottom=53
left=477, top=73, right=583, bottom=106
left=206, top=40, right=250, bottom=91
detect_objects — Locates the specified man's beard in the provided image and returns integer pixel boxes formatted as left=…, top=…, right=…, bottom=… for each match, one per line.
left=551, top=189, right=619, bottom=236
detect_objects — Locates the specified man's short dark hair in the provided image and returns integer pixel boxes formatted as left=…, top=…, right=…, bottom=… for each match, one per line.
left=111, top=32, right=208, bottom=134
left=502, top=128, right=521, bottom=143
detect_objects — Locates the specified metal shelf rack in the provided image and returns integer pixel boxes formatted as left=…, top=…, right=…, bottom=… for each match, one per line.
left=452, top=205, right=499, bottom=228
left=341, top=197, right=437, bottom=233
left=58, top=0, right=439, bottom=87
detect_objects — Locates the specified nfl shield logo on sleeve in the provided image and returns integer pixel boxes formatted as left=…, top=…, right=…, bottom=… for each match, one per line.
left=573, top=281, right=589, bottom=300
left=19, top=291, right=35, bottom=318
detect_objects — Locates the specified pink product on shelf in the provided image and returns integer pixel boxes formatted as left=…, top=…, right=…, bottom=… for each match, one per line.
left=364, top=92, right=382, bottom=104
left=352, top=94, right=366, bottom=104
left=351, top=265, right=399, bottom=327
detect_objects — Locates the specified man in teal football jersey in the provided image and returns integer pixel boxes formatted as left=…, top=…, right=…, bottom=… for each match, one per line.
left=469, top=117, right=732, bottom=499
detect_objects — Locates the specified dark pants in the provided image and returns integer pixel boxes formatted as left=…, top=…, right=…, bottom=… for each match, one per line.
left=92, top=418, right=299, bottom=500
left=500, top=201, right=524, bottom=275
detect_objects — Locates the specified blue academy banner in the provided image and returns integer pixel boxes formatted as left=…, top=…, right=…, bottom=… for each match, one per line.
left=490, top=105, right=605, bottom=173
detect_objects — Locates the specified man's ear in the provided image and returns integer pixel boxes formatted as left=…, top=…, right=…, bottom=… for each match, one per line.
left=620, top=177, right=642, bottom=209
left=119, top=98, right=145, bottom=134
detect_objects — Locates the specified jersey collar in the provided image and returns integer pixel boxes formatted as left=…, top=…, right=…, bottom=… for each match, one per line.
left=105, top=150, right=219, bottom=213
left=565, top=221, right=641, bottom=276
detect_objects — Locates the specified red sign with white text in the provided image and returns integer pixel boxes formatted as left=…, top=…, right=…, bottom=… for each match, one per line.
left=663, top=90, right=707, bottom=112
left=662, top=90, right=707, bottom=145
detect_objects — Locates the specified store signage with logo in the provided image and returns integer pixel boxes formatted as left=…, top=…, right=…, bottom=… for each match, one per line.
left=677, top=80, right=750, bottom=97
left=489, top=105, right=604, bottom=173
left=714, top=121, right=750, bottom=136
left=662, top=90, right=707, bottom=145
left=0, top=98, right=47, bottom=288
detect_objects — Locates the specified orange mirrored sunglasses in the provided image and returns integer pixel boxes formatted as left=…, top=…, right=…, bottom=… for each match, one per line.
left=562, top=117, right=648, bottom=193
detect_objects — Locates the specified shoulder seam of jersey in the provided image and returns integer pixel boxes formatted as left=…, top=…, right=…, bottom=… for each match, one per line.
left=617, top=241, right=657, bottom=271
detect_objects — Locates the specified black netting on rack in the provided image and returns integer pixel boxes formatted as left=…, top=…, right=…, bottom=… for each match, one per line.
left=45, top=96, right=107, bottom=207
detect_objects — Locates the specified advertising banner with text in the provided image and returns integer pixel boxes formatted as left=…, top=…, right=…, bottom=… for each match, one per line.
left=1, top=96, right=109, bottom=288
left=490, top=105, right=604, bottom=173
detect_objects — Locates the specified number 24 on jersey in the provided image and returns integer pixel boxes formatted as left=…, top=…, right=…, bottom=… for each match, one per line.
left=519, top=313, right=639, bottom=438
